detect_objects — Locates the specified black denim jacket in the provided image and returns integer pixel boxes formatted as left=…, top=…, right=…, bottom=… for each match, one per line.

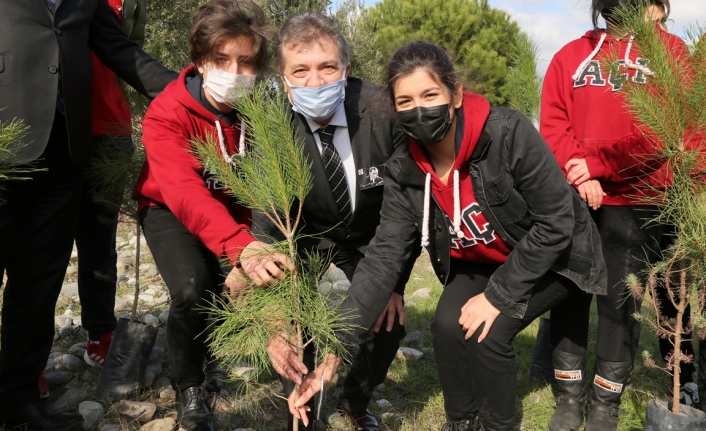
left=338, top=108, right=607, bottom=353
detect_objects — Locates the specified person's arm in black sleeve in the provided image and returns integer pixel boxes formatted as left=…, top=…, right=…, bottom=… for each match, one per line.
left=88, top=0, right=177, bottom=98
left=483, top=112, right=575, bottom=319
left=336, top=158, right=421, bottom=356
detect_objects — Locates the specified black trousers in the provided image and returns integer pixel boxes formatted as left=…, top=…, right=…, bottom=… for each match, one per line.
left=434, top=260, right=591, bottom=430
left=75, top=135, right=132, bottom=340
left=592, top=206, right=696, bottom=380
left=0, top=112, right=83, bottom=413
left=281, top=238, right=420, bottom=413
left=140, top=206, right=224, bottom=390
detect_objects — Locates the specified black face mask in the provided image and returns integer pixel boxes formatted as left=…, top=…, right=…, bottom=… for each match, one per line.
left=396, top=104, right=453, bottom=146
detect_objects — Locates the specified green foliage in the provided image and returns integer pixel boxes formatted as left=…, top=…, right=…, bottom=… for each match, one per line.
left=610, top=1, right=706, bottom=412
left=192, top=83, right=355, bottom=398
left=143, top=0, right=200, bottom=72
left=0, top=118, right=30, bottom=180
left=369, top=0, right=523, bottom=105
left=333, top=0, right=385, bottom=84
left=255, top=0, right=331, bottom=30
left=505, top=32, right=543, bottom=123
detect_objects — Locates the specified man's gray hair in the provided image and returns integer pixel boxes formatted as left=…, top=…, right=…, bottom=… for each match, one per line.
left=277, top=11, right=350, bottom=74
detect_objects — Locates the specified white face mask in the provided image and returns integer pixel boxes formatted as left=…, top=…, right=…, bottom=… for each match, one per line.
left=202, top=66, right=256, bottom=106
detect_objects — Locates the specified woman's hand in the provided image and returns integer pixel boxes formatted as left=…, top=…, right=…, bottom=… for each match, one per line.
left=458, top=293, right=501, bottom=342
left=288, top=353, right=342, bottom=427
left=565, top=158, right=591, bottom=186
left=224, top=266, right=249, bottom=299
left=267, top=332, right=308, bottom=385
left=373, top=293, right=404, bottom=333
left=576, top=180, right=606, bottom=210
left=239, top=241, right=296, bottom=286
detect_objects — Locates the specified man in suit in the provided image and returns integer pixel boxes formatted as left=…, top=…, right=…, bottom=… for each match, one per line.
left=259, top=11, right=419, bottom=431
left=0, top=1, right=176, bottom=429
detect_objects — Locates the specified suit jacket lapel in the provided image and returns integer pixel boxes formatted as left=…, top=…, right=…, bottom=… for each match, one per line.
left=345, top=97, right=371, bottom=225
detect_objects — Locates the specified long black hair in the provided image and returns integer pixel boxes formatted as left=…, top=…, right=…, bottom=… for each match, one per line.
left=591, top=0, right=671, bottom=29
left=386, top=41, right=458, bottom=99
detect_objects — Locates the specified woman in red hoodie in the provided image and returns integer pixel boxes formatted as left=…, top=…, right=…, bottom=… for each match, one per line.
left=279, top=41, right=607, bottom=431
left=541, top=1, right=699, bottom=429
left=133, top=1, right=293, bottom=430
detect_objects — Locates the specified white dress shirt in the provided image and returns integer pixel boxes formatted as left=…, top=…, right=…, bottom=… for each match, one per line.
left=304, top=102, right=357, bottom=212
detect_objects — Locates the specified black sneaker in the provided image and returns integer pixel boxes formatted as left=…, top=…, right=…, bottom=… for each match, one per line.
left=440, top=414, right=483, bottom=431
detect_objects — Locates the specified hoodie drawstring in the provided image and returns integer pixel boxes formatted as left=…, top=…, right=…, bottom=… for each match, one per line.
left=420, top=169, right=464, bottom=248
left=215, top=120, right=246, bottom=166
left=624, top=35, right=656, bottom=76
left=572, top=32, right=607, bottom=81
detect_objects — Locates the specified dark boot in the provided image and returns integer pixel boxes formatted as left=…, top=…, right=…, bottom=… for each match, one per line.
left=584, top=359, right=632, bottom=431
left=547, top=350, right=586, bottom=431
left=440, top=413, right=482, bottom=431
left=2, top=403, right=83, bottom=431
left=176, top=386, right=214, bottom=431
left=529, top=318, right=555, bottom=384
left=203, top=360, right=223, bottom=395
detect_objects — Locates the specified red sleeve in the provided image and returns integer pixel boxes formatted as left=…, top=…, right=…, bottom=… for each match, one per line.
left=141, top=106, right=256, bottom=263
left=540, top=55, right=606, bottom=177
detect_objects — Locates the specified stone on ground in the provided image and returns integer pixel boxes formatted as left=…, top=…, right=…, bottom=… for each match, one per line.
left=152, top=376, right=171, bottom=391
left=117, top=400, right=157, bottom=422
left=411, top=287, right=431, bottom=299
left=143, top=313, right=160, bottom=325
left=68, top=344, right=87, bottom=358
left=52, top=387, right=89, bottom=411
left=327, top=267, right=347, bottom=282
left=113, top=297, right=129, bottom=311
left=61, top=283, right=79, bottom=297
left=376, top=399, right=392, bottom=409
left=139, top=418, right=176, bottom=431
left=46, top=370, right=74, bottom=386
left=56, top=353, right=83, bottom=372
left=403, top=330, right=424, bottom=345
left=158, top=309, right=170, bottom=323
left=332, top=280, right=350, bottom=292
left=397, top=347, right=424, bottom=361
left=55, top=316, right=73, bottom=328
left=78, top=401, right=104, bottom=430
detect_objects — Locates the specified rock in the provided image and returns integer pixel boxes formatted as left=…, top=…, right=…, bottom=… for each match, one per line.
left=158, top=309, right=170, bottom=323
left=327, top=411, right=349, bottom=430
left=45, top=371, right=74, bottom=386
left=234, top=366, right=258, bottom=380
left=403, top=330, right=424, bottom=345
left=152, top=376, right=171, bottom=392
left=143, top=347, right=164, bottom=387
left=154, top=328, right=168, bottom=350
left=143, top=314, right=160, bottom=325
left=149, top=284, right=164, bottom=292
left=64, top=309, right=73, bottom=316
left=99, top=423, right=123, bottom=431
left=55, top=316, right=73, bottom=328
left=374, top=383, right=385, bottom=391
left=159, top=386, right=175, bottom=401
left=318, top=281, right=333, bottom=295
left=153, top=294, right=170, bottom=305
left=397, top=347, right=424, bottom=361
left=413, top=275, right=423, bottom=280
left=381, top=412, right=403, bottom=424
left=68, top=345, right=87, bottom=358
left=145, top=288, right=157, bottom=296
left=52, top=387, right=89, bottom=411
left=79, top=401, right=104, bottom=430
left=411, top=287, right=431, bottom=299
left=117, top=273, right=128, bottom=283
left=66, top=266, right=78, bottom=276
left=138, top=294, right=154, bottom=304
left=212, top=397, right=235, bottom=414
left=140, top=418, right=176, bottom=431
left=113, top=297, right=129, bottom=311
left=117, top=400, right=157, bottom=422
left=144, top=266, right=159, bottom=278
left=56, top=354, right=83, bottom=372
left=127, top=277, right=137, bottom=286
left=376, top=399, right=392, bottom=410
left=327, top=267, right=347, bottom=282
left=332, top=280, right=350, bottom=292
left=72, top=317, right=82, bottom=326
left=80, top=368, right=100, bottom=382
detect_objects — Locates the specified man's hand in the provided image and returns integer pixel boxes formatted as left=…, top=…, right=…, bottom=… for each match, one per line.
left=458, top=293, right=501, bottom=342
left=576, top=180, right=606, bottom=210
left=224, top=266, right=249, bottom=299
left=565, top=158, right=591, bottom=186
left=239, top=241, right=296, bottom=287
left=267, top=333, right=308, bottom=385
left=373, top=293, right=404, bottom=333
left=288, top=353, right=342, bottom=427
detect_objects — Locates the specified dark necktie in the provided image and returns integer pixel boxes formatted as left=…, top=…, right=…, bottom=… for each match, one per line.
left=318, top=125, right=352, bottom=222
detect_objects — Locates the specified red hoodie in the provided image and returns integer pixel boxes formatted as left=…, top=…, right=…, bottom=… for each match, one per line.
left=410, top=92, right=512, bottom=264
left=540, top=28, right=688, bottom=205
left=133, top=66, right=255, bottom=263
left=90, top=0, right=132, bottom=136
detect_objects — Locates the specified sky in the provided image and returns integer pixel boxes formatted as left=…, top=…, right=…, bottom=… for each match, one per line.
left=361, top=0, right=706, bottom=75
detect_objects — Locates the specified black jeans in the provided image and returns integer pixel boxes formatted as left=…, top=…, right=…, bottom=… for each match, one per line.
left=75, top=135, right=133, bottom=340
left=0, top=112, right=83, bottom=413
left=281, top=238, right=420, bottom=413
left=434, top=259, right=590, bottom=430
left=140, top=206, right=224, bottom=390
left=592, top=206, right=696, bottom=380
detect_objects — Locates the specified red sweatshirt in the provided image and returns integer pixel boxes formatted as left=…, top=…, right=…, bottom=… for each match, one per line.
left=410, top=92, right=512, bottom=264
left=540, top=28, right=688, bottom=205
left=90, top=0, right=132, bottom=136
left=133, top=66, right=255, bottom=263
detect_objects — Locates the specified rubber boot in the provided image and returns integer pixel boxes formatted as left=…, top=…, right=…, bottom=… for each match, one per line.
left=584, top=359, right=632, bottom=431
left=94, top=317, right=158, bottom=401
left=547, top=350, right=586, bottom=431
left=529, top=318, right=555, bottom=384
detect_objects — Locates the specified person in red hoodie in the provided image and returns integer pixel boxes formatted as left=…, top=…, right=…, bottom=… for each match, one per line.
left=132, top=1, right=293, bottom=430
left=540, top=0, right=699, bottom=429
left=275, top=41, right=607, bottom=431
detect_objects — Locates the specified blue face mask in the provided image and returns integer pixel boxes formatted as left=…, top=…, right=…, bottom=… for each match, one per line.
left=284, top=77, right=346, bottom=122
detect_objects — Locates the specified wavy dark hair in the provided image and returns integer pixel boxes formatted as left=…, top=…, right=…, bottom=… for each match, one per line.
left=591, top=0, right=671, bottom=29
left=386, top=41, right=458, bottom=100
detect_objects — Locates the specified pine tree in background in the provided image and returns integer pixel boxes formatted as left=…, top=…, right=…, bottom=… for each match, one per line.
left=192, top=83, right=354, bottom=424
left=256, top=0, right=330, bottom=30
left=610, top=3, right=706, bottom=415
left=333, top=0, right=385, bottom=84
left=505, top=32, right=543, bottom=124
left=369, top=0, right=524, bottom=105
left=143, top=0, right=198, bottom=72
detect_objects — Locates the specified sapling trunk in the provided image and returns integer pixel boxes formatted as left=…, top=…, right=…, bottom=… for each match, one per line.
left=671, top=260, right=688, bottom=414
